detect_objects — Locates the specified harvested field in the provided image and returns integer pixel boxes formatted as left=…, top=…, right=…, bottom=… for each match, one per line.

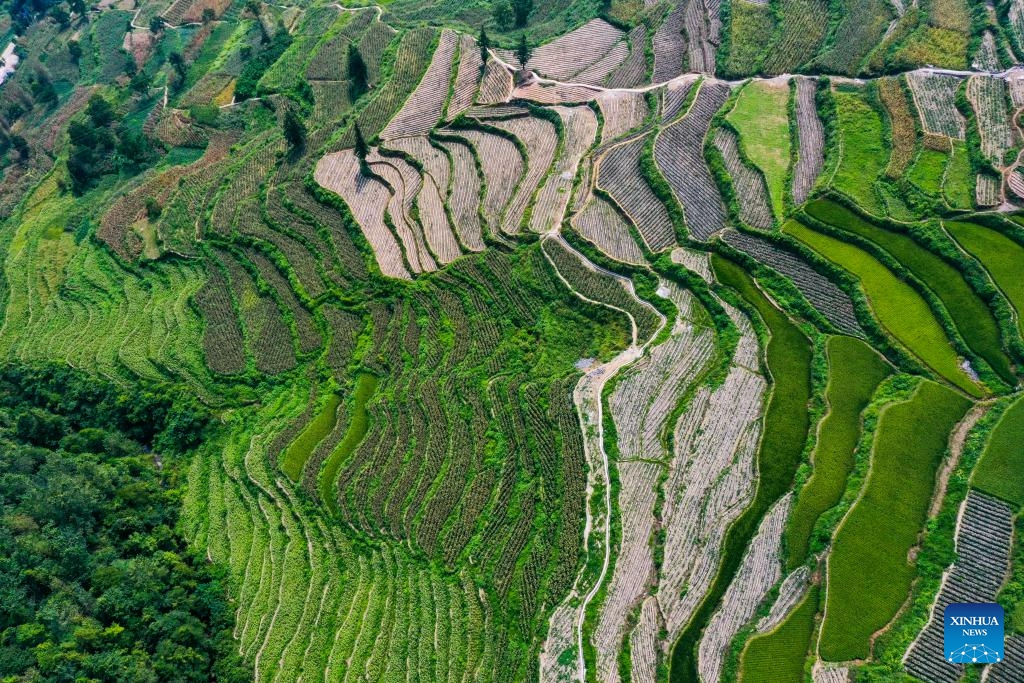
left=572, top=197, right=646, bottom=265
left=518, top=19, right=624, bottom=81
left=573, top=40, right=630, bottom=86
left=713, top=128, right=773, bottom=230
left=756, top=566, right=810, bottom=633
left=653, top=3, right=686, bottom=82
left=195, top=263, right=246, bottom=374
left=437, top=140, right=485, bottom=250
left=607, top=25, right=649, bottom=89
left=417, top=174, right=462, bottom=264
left=314, top=150, right=411, bottom=279
left=386, top=136, right=449, bottom=191
left=698, top=495, right=790, bottom=683
left=973, top=31, right=1002, bottom=72
left=657, top=346, right=764, bottom=637
left=530, top=107, right=598, bottom=233
left=654, top=80, right=731, bottom=240
left=966, top=76, right=1014, bottom=166
left=721, top=230, right=863, bottom=335
left=597, top=91, right=649, bottom=145
left=597, top=135, right=676, bottom=251
left=594, top=312, right=718, bottom=680
left=906, top=72, right=966, bottom=139
left=792, top=77, right=824, bottom=205
left=629, top=598, right=661, bottom=683
left=382, top=30, right=458, bottom=140
left=513, top=81, right=600, bottom=105
left=685, top=0, right=718, bottom=74
left=476, top=60, right=512, bottom=105
left=368, top=154, right=439, bottom=272
left=662, top=77, right=699, bottom=122
left=976, top=174, right=1001, bottom=206
left=123, top=29, right=155, bottom=68
left=451, top=129, right=523, bottom=236
left=820, top=380, right=972, bottom=661
left=488, top=116, right=558, bottom=234
left=904, top=491, right=1013, bottom=682
left=447, top=34, right=482, bottom=121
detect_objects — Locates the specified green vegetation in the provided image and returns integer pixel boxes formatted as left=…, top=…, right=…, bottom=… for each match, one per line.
left=726, top=80, right=791, bottom=218
left=785, top=335, right=891, bottom=568
left=784, top=220, right=980, bottom=395
left=806, top=200, right=1015, bottom=384
left=830, top=89, right=887, bottom=215
left=672, top=255, right=812, bottom=682
left=739, top=586, right=819, bottom=682
left=319, top=373, right=377, bottom=514
left=0, top=364, right=247, bottom=682
left=943, top=142, right=975, bottom=209
left=947, top=221, right=1024, bottom=341
left=973, top=394, right=1024, bottom=508
left=820, top=379, right=971, bottom=661
left=906, top=148, right=948, bottom=197
left=281, top=392, right=342, bottom=481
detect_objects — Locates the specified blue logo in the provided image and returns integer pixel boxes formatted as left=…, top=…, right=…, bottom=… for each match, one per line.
left=944, top=603, right=1004, bottom=664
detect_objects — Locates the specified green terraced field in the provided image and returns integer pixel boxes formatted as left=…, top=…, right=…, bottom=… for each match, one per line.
left=806, top=200, right=1016, bottom=384
left=2, top=1, right=1023, bottom=681
left=740, top=586, right=820, bottom=682
left=785, top=335, right=891, bottom=568
left=947, top=221, right=1024, bottom=342
left=727, top=79, right=791, bottom=218
left=784, top=219, right=981, bottom=395
left=819, top=379, right=971, bottom=661
left=973, top=394, right=1024, bottom=508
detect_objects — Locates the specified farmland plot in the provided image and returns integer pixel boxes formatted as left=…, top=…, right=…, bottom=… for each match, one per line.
left=656, top=332, right=765, bottom=637
left=448, top=128, right=523, bottom=236
left=904, top=491, right=1014, bottom=682
left=477, top=60, right=513, bottom=104
left=654, top=79, right=731, bottom=240
left=906, top=72, right=966, bottom=139
left=437, top=140, right=486, bottom=250
left=515, top=19, right=624, bottom=81
left=792, top=77, right=824, bottom=205
left=653, top=3, right=687, bottom=82
left=489, top=116, right=559, bottom=234
left=976, top=173, right=1002, bottom=206
left=597, top=135, right=677, bottom=251
left=572, top=197, right=646, bottom=265
left=314, top=150, right=411, bottom=279
left=381, top=30, right=458, bottom=140
left=607, top=25, right=649, bottom=89
left=762, top=0, right=829, bottom=74
left=966, top=76, right=1015, bottom=166
left=594, top=307, right=717, bottom=681
left=811, top=0, right=893, bottom=74
left=530, top=107, right=598, bottom=234
left=726, top=78, right=790, bottom=219
left=879, top=77, right=917, bottom=178
left=721, top=230, right=863, bottom=335
left=661, top=76, right=700, bottom=122
left=447, top=34, right=481, bottom=120
left=819, top=380, right=972, bottom=661
left=714, top=128, right=774, bottom=230
left=598, top=91, right=650, bottom=145
left=698, top=495, right=790, bottom=683
left=367, top=155, right=440, bottom=272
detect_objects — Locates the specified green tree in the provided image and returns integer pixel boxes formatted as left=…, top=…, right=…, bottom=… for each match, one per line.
left=517, top=33, right=531, bottom=68
left=70, top=0, right=86, bottom=17
left=149, top=15, right=164, bottom=33
left=68, top=39, right=82, bottom=62
left=347, top=43, right=368, bottom=97
left=513, top=0, right=532, bottom=27
left=493, top=1, right=514, bottom=29
left=479, top=26, right=490, bottom=65
left=86, top=94, right=115, bottom=126
left=283, top=108, right=306, bottom=150
left=49, top=5, right=70, bottom=27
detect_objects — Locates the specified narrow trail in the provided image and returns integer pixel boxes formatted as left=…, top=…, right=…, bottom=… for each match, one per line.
left=539, top=224, right=667, bottom=682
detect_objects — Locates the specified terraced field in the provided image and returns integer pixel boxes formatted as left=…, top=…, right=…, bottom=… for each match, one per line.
left=2, top=2, right=1024, bottom=683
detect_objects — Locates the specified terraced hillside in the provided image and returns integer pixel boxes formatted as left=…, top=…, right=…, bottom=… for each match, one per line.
left=2, top=0, right=1024, bottom=682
